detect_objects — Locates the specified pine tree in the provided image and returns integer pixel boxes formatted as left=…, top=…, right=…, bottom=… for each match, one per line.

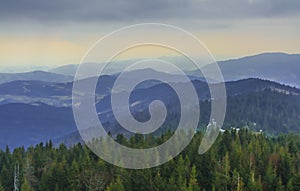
left=153, top=171, right=165, bottom=191
left=0, top=165, right=11, bottom=191
left=21, top=178, right=32, bottom=191
left=176, top=155, right=188, bottom=191
left=263, top=162, right=276, bottom=190
left=106, top=176, right=125, bottom=191
left=276, top=177, right=284, bottom=191
left=23, top=157, right=36, bottom=189
left=286, top=179, right=294, bottom=191
left=54, top=184, right=59, bottom=191
left=69, top=160, right=80, bottom=190
left=188, top=165, right=200, bottom=191
left=292, top=174, right=300, bottom=191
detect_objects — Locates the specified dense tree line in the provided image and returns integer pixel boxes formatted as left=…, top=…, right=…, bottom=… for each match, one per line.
left=0, top=129, right=299, bottom=190
left=199, top=89, right=300, bottom=135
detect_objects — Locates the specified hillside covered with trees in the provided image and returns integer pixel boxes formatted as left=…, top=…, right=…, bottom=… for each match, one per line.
left=0, top=129, right=299, bottom=191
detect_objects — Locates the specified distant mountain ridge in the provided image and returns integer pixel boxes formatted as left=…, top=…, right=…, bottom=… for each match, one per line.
left=0, top=71, right=298, bottom=107
left=0, top=52, right=299, bottom=148
left=205, top=52, right=300, bottom=87
left=49, top=64, right=78, bottom=76
left=0, top=70, right=73, bottom=84
left=0, top=75, right=299, bottom=149
left=1, top=52, right=299, bottom=87
left=48, top=52, right=300, bottom=87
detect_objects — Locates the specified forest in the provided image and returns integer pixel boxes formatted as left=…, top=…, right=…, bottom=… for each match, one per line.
left=0, top=129, right=299, bottom=191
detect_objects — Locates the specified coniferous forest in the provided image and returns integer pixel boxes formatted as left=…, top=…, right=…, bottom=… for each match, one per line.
left=0, top=129, right=299, bottom=191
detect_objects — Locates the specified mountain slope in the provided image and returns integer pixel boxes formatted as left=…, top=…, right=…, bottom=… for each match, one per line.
left=202, top=52, right=300, bottom=87
left=0, top=71, right=299, bottom=148
left=58, top=84, right=300, bottom=147
left=0, top=103, right=76, bottom=149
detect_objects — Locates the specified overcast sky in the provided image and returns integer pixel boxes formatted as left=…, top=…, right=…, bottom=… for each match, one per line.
left=1, top=0, right=300, bottom=22
left=0, top=0, right=299, bottom=70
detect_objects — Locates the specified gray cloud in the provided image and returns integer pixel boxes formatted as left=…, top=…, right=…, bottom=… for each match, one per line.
left=0, top=0, right=299, bottom=23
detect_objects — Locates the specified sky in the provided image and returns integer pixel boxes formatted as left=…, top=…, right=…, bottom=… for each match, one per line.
left=0, top=0, right=300, bottom=71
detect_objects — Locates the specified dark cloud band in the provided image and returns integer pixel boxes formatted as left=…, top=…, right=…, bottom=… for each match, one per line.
left=0, top=0, right=299, bottom=22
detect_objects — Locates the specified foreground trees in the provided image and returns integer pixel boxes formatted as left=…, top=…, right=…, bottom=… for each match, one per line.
left=0, top=129, right=299, bottom=191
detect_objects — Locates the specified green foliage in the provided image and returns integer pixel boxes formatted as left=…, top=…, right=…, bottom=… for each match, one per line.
left=0, top=130, right=299, bottom=191
left=188, top=165, right=200, bottom=191
left=21, top=178, right=32, bottom=191
left=292, top=173, right=300, bottom=191
left=106, top=176, right=125, bottom=191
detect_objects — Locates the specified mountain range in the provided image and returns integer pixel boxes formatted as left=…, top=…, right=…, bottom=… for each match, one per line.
left=0, top=77, right=299, bottom=149
left=48, top=52, right=300, bottom=87
left=0, top=52, right=299, bottom=149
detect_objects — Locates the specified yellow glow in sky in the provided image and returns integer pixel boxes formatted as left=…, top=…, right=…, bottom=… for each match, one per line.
left=0, top=36, right=86, bottom=68
left=0, top=30, right=300, bottom=68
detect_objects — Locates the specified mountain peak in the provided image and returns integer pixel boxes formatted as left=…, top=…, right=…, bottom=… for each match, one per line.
left=213, top=52, right=300, bottom=87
